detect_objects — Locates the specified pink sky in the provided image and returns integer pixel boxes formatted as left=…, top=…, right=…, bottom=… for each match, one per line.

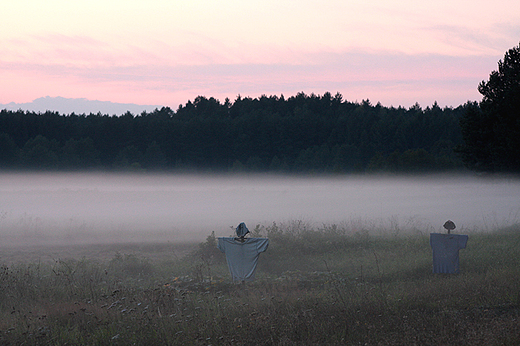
left=1, top=0, right=519, bottom=109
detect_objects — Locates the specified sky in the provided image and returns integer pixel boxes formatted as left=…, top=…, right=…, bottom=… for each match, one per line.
left=1, top=0, right=519, bottom=111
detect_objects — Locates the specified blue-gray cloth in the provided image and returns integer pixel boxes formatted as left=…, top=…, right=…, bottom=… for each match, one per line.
left=430, top=233, right=468, bottom=274
left=218, top=237, right=269, bottom=282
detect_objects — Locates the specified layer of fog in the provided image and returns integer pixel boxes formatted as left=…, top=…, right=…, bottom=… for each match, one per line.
left=1, top=172, right=519, bottom=246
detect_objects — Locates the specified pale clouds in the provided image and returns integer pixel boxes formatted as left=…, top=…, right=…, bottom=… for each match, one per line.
left=0, top=0, right=519, bottom=108
left=0, top=45, right=500, bottom=107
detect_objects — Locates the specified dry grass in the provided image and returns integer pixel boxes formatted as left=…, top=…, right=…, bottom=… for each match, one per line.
left=0, top=222, right=519, bottom=345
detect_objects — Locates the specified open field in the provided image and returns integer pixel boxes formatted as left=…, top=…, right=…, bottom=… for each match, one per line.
left=0, top=221, right=519, bottom=345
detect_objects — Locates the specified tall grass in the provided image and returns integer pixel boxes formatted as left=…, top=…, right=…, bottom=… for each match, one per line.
left=0, top=221, right=519, bottom=345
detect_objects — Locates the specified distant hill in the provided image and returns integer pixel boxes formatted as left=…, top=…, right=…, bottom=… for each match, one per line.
left=0, top=96, right=163, bottom=115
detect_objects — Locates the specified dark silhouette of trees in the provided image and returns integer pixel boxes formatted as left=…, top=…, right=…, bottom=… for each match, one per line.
left=0, top=133, right=18, bottom=167
left=458, top=42, right=520, bottom=172
left=62, top=137, right=101, bottom=169
left=20, top=135, right=60, bottom=169
left=0, top=93, right=466, bottom=173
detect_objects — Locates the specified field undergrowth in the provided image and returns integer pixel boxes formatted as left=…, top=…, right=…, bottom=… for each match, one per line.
left=0, top=221, right=519, bottom=345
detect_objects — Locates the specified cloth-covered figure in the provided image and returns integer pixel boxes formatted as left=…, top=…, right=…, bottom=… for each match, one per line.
left=218, top=237, right=269, bottom=282
left=430, top=233, right=468, bottom=274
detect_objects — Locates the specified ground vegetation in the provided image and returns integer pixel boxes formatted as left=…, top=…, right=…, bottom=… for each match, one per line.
left=0, top=221, right=519, bottom=345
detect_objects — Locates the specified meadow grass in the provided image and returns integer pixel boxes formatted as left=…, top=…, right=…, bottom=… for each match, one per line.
left=0, top=221, right=519, bottom=345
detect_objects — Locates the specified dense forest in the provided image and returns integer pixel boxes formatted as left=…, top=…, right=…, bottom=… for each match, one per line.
left=1, top=43, right=518, bottom=174
left=0, top=92, right=470, bottom=173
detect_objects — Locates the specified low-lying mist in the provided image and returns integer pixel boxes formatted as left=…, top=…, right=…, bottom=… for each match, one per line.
left=1, top=172, right=519, bottom=247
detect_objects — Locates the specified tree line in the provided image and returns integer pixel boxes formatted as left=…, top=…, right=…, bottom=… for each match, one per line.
left=0, top=92, right=469, bottom=173
left=456, top=42, right=520, bottom=173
